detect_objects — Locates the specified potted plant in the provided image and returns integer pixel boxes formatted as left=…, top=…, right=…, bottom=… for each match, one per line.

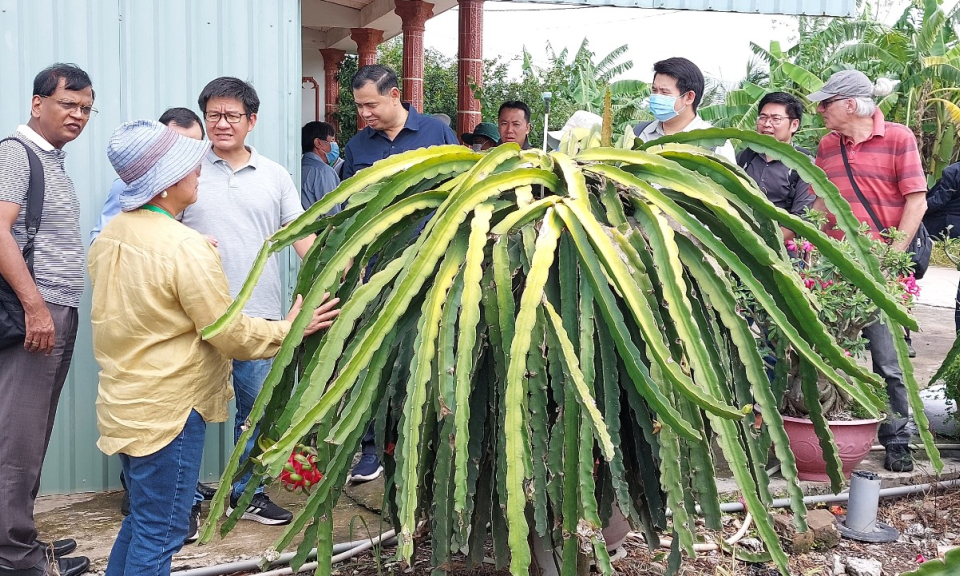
left=197, top=128, right=940, bottom=576
left=749, top=212, right=920, bottom=483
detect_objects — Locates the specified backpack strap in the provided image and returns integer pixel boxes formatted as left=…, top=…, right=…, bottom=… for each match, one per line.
left=633, top=120, right=654, bottom=138
left=0, top=137, right=45, bottom=275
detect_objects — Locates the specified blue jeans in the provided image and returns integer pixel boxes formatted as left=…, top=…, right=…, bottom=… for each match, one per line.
left=105, top=410, right=205, bottom=576
left=232, top=358, right=272, bottom=499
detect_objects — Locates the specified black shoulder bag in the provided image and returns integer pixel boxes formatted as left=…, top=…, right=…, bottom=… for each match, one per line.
left=839, top=140, right=932, bottom=279
left=0, top=138, right=45, bottom=350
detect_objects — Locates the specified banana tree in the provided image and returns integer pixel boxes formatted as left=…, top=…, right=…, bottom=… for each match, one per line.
left=198, top=129, right=940, bottom=576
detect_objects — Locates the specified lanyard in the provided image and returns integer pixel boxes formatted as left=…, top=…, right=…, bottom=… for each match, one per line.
left=141, top=204, right=174, bottom=219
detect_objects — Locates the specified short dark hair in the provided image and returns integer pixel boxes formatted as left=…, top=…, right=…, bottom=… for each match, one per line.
left=33, top=63, right=95, bottom=99
left=351, top=65, right=399, bottom=95
left=758, top=91, right=804, bottom=124
left=653, top=57, right=704, bottom=112
left=498, top=100, right=531, bottom=123
left=159, top=107, right=205, bottom=138
left=301, top=121, right=336, bottom=154
left=197, top=77, right=260, bottom=116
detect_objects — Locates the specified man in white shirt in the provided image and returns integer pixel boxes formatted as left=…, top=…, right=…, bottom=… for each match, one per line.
left=634, top=56, right=735, bottom=162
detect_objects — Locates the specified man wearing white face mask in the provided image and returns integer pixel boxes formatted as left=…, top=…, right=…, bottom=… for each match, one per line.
left=634, top=57, right=735, bottom=162
left=301, top=121, right=341, bottom=212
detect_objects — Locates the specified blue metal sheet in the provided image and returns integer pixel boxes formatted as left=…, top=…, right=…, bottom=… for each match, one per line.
left=0, top=0, right=301, bottom=495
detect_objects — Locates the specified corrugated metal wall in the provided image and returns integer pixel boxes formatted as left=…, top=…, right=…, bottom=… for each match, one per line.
left=0, top=0, right=302, bottom=494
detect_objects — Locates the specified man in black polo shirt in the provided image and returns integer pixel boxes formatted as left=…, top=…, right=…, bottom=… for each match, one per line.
left=341, top=65, right=457, bottom=180
left=342, top=65, right=456, bottom=484
left=737, top=91, right=814, bottom=242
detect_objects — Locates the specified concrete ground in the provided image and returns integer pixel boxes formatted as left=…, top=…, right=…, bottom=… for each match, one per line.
left=32, top=266, right=960, bottom=574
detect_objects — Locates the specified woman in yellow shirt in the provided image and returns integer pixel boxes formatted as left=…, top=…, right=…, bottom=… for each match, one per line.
left=89, top=120, right=338, bottom=576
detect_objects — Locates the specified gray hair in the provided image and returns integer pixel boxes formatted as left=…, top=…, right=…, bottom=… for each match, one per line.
left=851, top=78, right=895, bottom=117
left=852, top=97, right=877, bottom=117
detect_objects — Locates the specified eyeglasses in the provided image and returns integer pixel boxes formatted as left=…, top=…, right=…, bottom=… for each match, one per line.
left=39, top=96, right=97, bottom=118
left=204, top=111, right=246, bottom=124
left=756, top=114, right=793, bottom=126
left=820, top=97, right=848, bottom=108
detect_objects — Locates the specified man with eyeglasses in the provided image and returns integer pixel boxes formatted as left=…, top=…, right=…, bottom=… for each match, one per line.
left=0, top=63, right=94, bottom=576
left=179, top=77, right=322, bottom=527
left=737, top=92, right=814, bottom=243
left=807, top=69, right=927, bottom=474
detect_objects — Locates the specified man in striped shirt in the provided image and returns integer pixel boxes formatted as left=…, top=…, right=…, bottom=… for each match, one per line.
left=0, top=63, right=94, bottom=576
left=808, top=69, right=927, bottom=474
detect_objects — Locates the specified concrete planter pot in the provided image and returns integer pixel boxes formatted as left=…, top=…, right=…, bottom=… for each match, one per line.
left=782, top=415, right=879, bottom=482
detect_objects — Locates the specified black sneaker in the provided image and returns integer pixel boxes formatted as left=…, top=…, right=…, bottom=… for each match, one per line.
left=226, top=493, right=292, bottom=526
left=348, top=454, right=383, bottom=484
left=196, top=482, right=217, bottom=501
left=884, top=445, right=914, bottom=472
left=185, top=503, right=201, bottom=544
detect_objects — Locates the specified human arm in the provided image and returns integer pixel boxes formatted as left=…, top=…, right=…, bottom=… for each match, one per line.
left=341, top=141, right=357, bottom=180
left=279, top=169, right=315, bottom=258
left=782, top=175, right=815, bottom=242
left=174, top=236, right=338, bottom=359
left=442, top=124, right=459, bottom=145
left=926, top=164, right=960, bottom=214
left=90, top=179, right=124, bottom=244
left=892, top=191, right=927, bottom=252
left=0, top=200, right=53, bottom=353
left=890, top=128, right=929, bottom=251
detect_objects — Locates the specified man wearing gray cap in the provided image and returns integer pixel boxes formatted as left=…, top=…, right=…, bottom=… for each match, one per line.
left=807, top=69, right=927, bottom=473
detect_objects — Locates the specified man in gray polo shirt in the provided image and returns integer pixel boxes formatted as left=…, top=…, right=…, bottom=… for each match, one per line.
left=0, top=63, right=93, bottom=576
left=180, top=77, right=318, bottom=526
left=737, top=91, right=814, bottom=243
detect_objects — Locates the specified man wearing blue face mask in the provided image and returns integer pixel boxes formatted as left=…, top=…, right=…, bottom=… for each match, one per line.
left=301, top=121, right=342, bottom=212
left=634, top=57, right=735, bottom=162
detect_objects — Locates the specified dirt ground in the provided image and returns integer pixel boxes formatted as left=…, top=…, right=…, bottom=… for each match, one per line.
left=328, top=485, right=960, bottom=576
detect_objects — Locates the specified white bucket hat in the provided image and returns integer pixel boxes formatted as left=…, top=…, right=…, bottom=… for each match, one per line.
left=106, top=120, right=210, bottom=212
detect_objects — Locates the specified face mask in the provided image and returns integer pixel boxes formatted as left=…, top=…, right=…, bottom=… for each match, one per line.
left=471, top=143, right=483, bottom=152
left=326, top=141, right=340, bottom=165
left=648, top=93, right=684, bottom=122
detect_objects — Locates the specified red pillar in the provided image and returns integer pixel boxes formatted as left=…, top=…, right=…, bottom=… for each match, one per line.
left=350, top=28, right=384, bottom=128
left=457, top=0, right=483, bottom=136
left=351, top=28, right=383, bottom=68
left=394, top=0, right=434, bottom=113
left=320, top=48, right=345, bottom=133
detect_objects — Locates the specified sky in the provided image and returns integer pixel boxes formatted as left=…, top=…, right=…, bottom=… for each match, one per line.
left=421, top=1, right=942, bottom=85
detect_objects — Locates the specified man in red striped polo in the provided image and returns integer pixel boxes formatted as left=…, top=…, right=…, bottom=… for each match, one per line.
left=808, top=69, right=927, bottom=473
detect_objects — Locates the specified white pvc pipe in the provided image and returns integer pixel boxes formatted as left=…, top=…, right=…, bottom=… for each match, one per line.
left=870, top=443, right=960, bottom=451
left=254, top=529, right=397, bottom=576
left=173, top=534, right=392, bottom=576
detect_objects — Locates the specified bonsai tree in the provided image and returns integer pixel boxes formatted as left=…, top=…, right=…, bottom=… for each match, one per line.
left=198, top=128, right=941, bottom=576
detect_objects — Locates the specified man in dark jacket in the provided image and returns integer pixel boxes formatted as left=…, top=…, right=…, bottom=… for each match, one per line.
left=924, top=163, right=960, bottom=331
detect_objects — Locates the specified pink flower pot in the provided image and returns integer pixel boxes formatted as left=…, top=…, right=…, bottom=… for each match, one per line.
left=781, top=415, right=879, bottom=482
